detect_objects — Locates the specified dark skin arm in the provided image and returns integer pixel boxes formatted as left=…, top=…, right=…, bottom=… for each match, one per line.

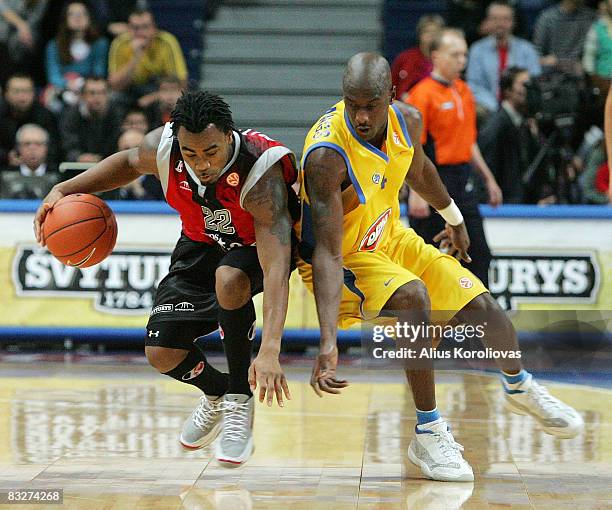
left=243, top=162, right=293, bottom=408
left=398, top=102, right=472, bottom=263
left=303, top=147, right=349, bottom=396
left=34, top=127, right=163, bottom=244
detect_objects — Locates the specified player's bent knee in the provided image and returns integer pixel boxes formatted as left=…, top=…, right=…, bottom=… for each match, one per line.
left=384, top=280, right=431, bottom=312
left=463, top=292, right=498, bottom=313
left=215, top=265, right=251, bottom=309
left=145, top=345, right=189, bottom=373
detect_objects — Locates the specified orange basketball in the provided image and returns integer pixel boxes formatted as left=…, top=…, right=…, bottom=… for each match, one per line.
left=42, top=194, right=117, bottom=268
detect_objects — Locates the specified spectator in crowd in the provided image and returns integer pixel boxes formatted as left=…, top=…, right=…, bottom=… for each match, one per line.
left=116, top=127, right=163, bottom=200
left=583, top=0, right=612, bottom=94
left=117, top=127, right=145, bottom=198
left=467, top=1, right=541, bottom=115
left=120, top=106, right=149, bottom=133
left=44, top=2, right=108, bottom=104
left=533, top=0, right=597, bottom=73
left=0, top=124, right=57, bottom=198
left=59, top=77, right=122, bottom=162
left=0, top=0, right=48, bottom=84
left=108, top=8, right=187, bottom=104
left=145, top=74, right=183, bottom=128
left=605, top=74, right=612, bottom=201
left=578, top=140, right=609, bottom=202
left=0, top=73, right=60, bottom=167
left=391, top=15, right=444, bottom=101
left=478, top=67, right=542, bottom=203
left=407, top=28, right=502, bottom=286
left=6, top=123, right=55, bottom=175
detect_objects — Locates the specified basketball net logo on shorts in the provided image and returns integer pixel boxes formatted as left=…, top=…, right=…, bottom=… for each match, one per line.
left=359, top=208, right=392, bottom=252
left=182, top=361, right=205, bottom=381
left=175, top=301, right=195, bottom=312
left=459, top=277, right=474, bottom=289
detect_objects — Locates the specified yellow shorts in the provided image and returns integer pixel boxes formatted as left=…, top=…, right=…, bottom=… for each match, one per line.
left=297, top=225, right=488, bottom=328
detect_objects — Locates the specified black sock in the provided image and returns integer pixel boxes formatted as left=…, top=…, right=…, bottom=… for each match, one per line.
left=219, top=301, right=256, bottom=396
left=163, top=347, right=229, bottom=397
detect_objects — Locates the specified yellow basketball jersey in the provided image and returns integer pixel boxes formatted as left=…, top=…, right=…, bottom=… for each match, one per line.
left=297, top=100, right=414, bottom=259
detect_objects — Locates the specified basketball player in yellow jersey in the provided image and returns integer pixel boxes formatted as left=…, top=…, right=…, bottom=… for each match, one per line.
left=297, top=53, right=584, bottom=482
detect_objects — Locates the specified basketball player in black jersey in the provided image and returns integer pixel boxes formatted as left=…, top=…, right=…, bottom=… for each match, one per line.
left=34, top=91, right=298, bottom=466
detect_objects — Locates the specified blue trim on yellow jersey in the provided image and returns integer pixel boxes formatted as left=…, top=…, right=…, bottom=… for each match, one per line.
left=391, top=103, right=413, bottom=148
left=302, top=141, right=366, bottom=204
left=343, top=267, right=366, bottom=318
left=343, top=109, right=390, bottom=163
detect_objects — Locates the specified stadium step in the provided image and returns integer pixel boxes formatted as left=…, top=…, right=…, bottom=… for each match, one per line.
left=210, top=5, right=380, bottom=32
left=201, top=0, right=383, bottom=155
left=204, top=33, right=377, bottom=63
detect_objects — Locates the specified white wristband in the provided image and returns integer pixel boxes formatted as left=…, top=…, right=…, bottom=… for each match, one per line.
left=436, top=199, right=463, bottom=226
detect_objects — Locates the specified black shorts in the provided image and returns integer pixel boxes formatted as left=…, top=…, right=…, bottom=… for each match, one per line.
left=145, top=234, right=264, bottom=350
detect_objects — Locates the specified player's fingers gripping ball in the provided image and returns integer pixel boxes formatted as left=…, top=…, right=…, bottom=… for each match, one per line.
left=41, top=193, right=117, bottom=267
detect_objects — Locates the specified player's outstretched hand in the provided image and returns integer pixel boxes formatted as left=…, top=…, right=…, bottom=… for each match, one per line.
left=34, top=187, right=65, bottom=246
left=433, top=222, right=472, bottom=263
left=310, top=345, right=348, bottom=397
left=248, top=351, right=291, bottom=407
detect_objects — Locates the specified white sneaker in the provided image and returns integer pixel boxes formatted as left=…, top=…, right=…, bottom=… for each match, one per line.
left=503, top=373, right=584, bottom=438
left=407, top=420, right=474, bottom=482
left=215, top=394, right=254, bottom=466
left=179, top=395, right=223, bottom=450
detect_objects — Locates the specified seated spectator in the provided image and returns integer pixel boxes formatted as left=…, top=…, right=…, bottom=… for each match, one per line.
left=0, top=0, right=48, bottom=84
left=391, top=15, right=444, bottom=101
left=579, top=140, right=609, bottom=202
left=533, top=0, right=597, bottom=74
left=478, top=67, right=541, bottom=203
left=59, top=77, right=123, bottom=162
left=108, top=8, right=187, bottom=104
left=467, top=1, right=541, bottom=115
left=44, top=2, right=109, bottom=106
left=121, top=107, right=149, bottom=133
left=0, top=73, right=60, bottom=167
left=583, top=0, right=612, bottom=96
left=0, top=123, right=57, bottom=198
left=118, top=128, right=163, bottom=200
left=145, top=75, right=183, bottom=128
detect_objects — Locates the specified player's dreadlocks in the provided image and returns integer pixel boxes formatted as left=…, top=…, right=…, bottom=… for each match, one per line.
left=171, top=90, right=235, bottom=136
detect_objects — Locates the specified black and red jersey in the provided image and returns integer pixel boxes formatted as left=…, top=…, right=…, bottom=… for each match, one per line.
left=156, top=124, right=299, bottom=250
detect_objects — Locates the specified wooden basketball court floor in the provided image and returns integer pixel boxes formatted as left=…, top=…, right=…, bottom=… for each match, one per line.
left=0, top=358, right=611, bottom=510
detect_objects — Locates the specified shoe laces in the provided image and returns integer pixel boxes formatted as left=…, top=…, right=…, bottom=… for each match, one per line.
left=222, top=401, right=250, bottom=443
left=193, top=396, right=221, bottom=430
left=431, top=427, right=465, bottom=461
left=527, top=381, right=564, bottom=416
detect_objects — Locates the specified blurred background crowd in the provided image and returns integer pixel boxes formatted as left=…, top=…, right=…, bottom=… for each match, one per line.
left=0, top=0, right=609, bottom=206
